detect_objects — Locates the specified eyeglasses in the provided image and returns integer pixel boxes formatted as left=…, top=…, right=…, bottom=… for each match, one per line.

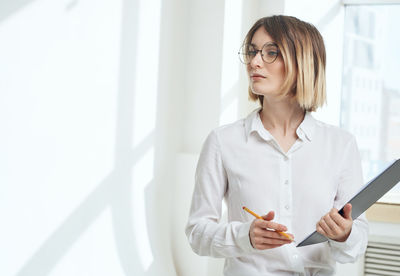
left=238, top=43, right=280, bottom=65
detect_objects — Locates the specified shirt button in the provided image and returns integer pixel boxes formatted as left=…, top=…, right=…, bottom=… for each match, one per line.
left=285, top=205, right=290, bottom=210
left=284, top=180, right=289, bottom=185
left=284, top=156, right=289, bottom=161
left=293, top=254, right=298, bottom=260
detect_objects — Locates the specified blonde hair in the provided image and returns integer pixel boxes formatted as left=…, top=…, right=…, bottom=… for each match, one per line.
left=243, top=15, right=326, bottom=112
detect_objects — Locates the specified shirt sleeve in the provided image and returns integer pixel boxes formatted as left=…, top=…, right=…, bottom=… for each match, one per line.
left=329, top=136, right=369, bottom=263
left=185, top=130, right=256, bottom=258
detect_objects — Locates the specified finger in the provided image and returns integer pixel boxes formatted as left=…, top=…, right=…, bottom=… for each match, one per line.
left=253, top=225, right=293, bottom=242
left=253, top=226, right=276, bottom=239
left=255, top=219, right=287, bottom=232
left=283, top=233, right=295, bottom=241
left=318, top=218, right=333, bottom=237
left=329, top=208, right=339, bottom=216
left=258, top=236, right=292, bottom=245
left=258, top=228, right=292, bottom=241
left=253, top=237, right=291, bottom=250
left=323, top=214, right=341, bottom=233
left=262, top=211, right=275, bottom=221
left=343, top=204, right=352, bottom=220
left=264, top=221, right=288, bottom=232
left=316, top=222, right=327, bottom=236
left=330, top=211, right=347, bottom=227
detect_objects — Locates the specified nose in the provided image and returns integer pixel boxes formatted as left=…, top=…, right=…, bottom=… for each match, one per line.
left=249, top=50, right=263, bottom=68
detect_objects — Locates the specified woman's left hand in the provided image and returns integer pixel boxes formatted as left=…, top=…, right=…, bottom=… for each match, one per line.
left=316, top=203, right=353, bottom=242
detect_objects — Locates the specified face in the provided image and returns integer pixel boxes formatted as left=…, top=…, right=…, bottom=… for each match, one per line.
left=247, top=27, right=285, bottom=98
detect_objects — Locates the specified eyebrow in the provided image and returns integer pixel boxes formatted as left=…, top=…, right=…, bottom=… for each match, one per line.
left=249, top=42, right=277, bottom=48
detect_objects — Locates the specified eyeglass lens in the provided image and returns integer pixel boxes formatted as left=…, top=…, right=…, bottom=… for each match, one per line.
left=239, top=43, right=279, bottom=64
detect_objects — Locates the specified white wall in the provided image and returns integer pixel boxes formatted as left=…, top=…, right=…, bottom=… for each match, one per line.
left=0, top=0, right=179, bottom=275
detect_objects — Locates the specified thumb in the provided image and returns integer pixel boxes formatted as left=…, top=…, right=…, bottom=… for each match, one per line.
left=343, top=203, right=352, bottom=220
left=262, top=211, right=275, bottom=221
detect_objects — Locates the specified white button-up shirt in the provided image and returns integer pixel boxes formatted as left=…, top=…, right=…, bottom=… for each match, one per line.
left=185, top=109, right=368, bottom=276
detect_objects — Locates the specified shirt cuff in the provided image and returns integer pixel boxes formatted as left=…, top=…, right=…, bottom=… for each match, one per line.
left=328, top=225, right=359, bottom=250
left=236, top=220, right=257, bottom=253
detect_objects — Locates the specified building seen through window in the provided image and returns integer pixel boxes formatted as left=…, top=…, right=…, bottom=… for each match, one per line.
left=341, top=5, right=400, bottom=203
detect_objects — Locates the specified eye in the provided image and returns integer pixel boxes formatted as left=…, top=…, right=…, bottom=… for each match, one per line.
left=247, top=50, right=258, bottom=57
left=263, top=45, right=279, bottom=57
left=266, top=50, right=278, bottom=57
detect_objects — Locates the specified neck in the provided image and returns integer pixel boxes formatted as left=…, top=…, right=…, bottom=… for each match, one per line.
left=259, top=96, right=305, bottom=135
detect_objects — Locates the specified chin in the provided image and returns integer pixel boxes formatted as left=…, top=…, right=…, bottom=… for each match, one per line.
left=251, top=84, right=279, bottom=97
left=250, top=87, right=270, bottom=96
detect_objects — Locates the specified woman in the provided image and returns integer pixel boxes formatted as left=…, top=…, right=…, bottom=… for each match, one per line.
left=185, top=15, right=368, bottom=276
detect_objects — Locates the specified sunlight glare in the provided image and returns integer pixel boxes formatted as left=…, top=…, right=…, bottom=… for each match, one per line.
left=131, top=0, right=162, bottom=271
left=132, top=147, right=155, bottom=270
left=219, top=0, right=243, bottom=126
left=133, top=0, right=161, bottom=147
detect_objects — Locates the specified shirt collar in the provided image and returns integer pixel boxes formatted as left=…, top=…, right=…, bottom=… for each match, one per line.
left=244, top=108, right=273, bottom=142
left=297, top=112, right=314, bottom=141
left=244, top=108, right=315, bottom=142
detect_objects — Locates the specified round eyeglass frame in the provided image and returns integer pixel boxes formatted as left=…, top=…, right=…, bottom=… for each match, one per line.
left=238, top=43, right=280, bottom=65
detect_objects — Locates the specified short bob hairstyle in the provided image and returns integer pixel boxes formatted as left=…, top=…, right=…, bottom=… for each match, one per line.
left=243, top=15, right=326, bottom=112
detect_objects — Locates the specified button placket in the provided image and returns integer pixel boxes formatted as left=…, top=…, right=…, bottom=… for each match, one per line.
left=281, top=155, right=292, bottom=218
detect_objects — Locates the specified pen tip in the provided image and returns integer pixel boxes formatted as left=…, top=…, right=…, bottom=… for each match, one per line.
left=242, top=206, right=245, bottom=209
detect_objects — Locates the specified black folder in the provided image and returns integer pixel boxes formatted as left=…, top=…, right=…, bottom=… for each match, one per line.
left=297, top=159, right=400, bottom=247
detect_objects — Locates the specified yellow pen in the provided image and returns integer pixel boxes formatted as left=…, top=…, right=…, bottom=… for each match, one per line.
left=242, top=206, right=294, bottom=242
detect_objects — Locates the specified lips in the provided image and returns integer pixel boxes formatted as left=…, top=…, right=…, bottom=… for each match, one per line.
left=250, top=73, right=265, bottom=81
left=250, top=73, right=265, bottom=78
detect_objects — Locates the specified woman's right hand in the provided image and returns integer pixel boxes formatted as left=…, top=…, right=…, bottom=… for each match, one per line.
left=249, top=210, right=293, bottom=250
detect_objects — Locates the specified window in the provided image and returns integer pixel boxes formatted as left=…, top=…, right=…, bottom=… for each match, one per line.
left=341, top=4, right=400, bottom=204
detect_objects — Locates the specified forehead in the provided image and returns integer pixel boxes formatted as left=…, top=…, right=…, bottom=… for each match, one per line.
left=250, top=27, right=274, bottom=48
